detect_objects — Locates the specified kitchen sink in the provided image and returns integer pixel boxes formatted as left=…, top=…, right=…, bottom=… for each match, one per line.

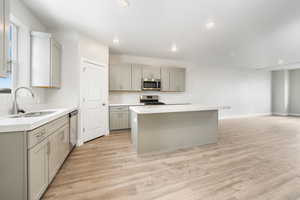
left=9, top=111, right=56, bottom=118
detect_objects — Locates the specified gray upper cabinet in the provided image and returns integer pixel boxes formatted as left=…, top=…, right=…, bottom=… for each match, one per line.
left=109, top=64, right=131, bottom=91
left=109, top=64, right=185, bottom=92
left=0, top=0, right=9, bottom=78
left=161, top=67, right=171, bottom=91
left=170, top=68, right=186, bottom=92
left=161, top=67, right=186, bottom=92
left=50, top=40, right=62, bottom=88
left=131, top=64, right=142, bottom=91
left=31, top=32, right=62, bottom=88
left=142, top=66, right=161, bottom=79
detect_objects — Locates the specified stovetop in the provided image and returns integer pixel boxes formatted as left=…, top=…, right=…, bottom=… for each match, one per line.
left=144, top=102, right=166, bottom=105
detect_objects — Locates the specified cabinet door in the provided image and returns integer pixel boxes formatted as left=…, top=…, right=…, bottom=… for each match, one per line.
left=61, top=125, right=70, bottom=160
left=170, top=68, right=186, bottom=92
left=28, top=139, right=49, bottom=200
left=142, top=66, right=161, bottom=79
left=0, top=0, right=9, bottom=78
left=109, top=64, right=131, bottom=91
left=176, top=68, right=186, bottom=92
left=160, top=68, right=171, bottom=91
left=110, top=112, right=120, bottom=130
left=31, top=34, right=51, bottom=87
left=51, top=39, right=62, bottom=88
left=48, top=129, right=61, bottom=182
left=131, top=64, right=142, bottom=91
left=48, top=125, right=69, bottom=182
left=120, top=111, right=129, bottom=129
left=110, top=111, right=129, bottom=130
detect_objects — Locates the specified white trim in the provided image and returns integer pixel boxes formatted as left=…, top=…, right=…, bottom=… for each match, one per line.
left=10, top=14, right=28, bottom=30
left=79, top=58, right=109, bottom=144
left=285, top=113, right=300, bottom=117
left=220, top=113, right=271, bottom=120
left=272, top=113, right=289, bottom=116
left=81, top=57, right=106, bottom=67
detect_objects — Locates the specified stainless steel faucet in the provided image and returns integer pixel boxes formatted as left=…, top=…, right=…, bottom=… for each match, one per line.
left=12, top=87, right=35, bottom=114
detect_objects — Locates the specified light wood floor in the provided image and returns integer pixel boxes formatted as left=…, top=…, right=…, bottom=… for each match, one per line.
left=43, top=116, right=300, bottom=200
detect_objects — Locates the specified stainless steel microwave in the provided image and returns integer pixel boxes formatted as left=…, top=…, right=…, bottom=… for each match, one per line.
left=142, top=78, right=161, bottom=91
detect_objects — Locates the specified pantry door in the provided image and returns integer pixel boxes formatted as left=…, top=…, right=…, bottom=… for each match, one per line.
left=81, top=60, right=108, bottom=143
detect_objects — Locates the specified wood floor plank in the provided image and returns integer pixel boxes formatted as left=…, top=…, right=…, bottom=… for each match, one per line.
left=42, top=116, right=300, bottom=200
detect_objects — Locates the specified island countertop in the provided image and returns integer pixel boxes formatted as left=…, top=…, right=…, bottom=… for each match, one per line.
left=130, top=104, right=229, bottom=114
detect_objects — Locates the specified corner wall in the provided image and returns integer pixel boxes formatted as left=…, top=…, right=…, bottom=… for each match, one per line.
left=289, top=69, right=300, bottom=115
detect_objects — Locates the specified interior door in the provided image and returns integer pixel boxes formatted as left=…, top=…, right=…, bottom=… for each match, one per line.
left=81, top=61, right=108, bottom=142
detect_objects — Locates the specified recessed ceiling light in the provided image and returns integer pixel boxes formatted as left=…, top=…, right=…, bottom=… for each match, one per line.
left=119, top=0, right=129, bottom=8
left=278, top=59, right=284, bottom=65
left=171, top=44, right=178, bottom=52
left=206, top=20, right=215, bottom=30
left=113, top=38, right=120, bottom=45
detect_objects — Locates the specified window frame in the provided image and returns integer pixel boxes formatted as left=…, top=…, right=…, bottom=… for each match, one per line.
left=0, top=22, right=18, bottom=94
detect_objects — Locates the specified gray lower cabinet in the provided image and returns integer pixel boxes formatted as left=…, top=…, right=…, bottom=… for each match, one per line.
left=0, top=115, right=72, bottom=200
left=110, top=106, right=130, bottom=130
left=0, top=132, right=27, bottom=200
left=28, top=138, right=49, bottom=200
left=48, top=124, right=69, bottom=182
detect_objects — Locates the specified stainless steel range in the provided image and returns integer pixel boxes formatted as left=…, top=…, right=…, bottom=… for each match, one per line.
left=140, top=95, right=165, bottom=105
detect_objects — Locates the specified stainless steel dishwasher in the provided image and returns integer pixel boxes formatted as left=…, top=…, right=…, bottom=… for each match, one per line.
left=69, top=110, right=78, bottom=150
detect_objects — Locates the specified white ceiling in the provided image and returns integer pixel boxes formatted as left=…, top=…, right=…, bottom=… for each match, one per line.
left=22, top=0, right=300, bottom=68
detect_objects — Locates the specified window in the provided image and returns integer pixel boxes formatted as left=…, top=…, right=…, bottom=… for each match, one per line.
left=0, top=23, right=18, bottom=93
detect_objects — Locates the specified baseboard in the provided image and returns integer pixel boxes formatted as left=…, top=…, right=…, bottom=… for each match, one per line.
left=220, top=113, right=271, bottom=120
left=77, top=140, right=84, bottom=147
left=287, top=113, right=300, bottom=117
left=272, top=113, right=289, bottom=116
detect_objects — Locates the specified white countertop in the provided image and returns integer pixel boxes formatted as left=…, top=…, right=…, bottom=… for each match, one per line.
left=0, top=107, right=78, bottom=133
left=130, top=104, right=229, bottom=114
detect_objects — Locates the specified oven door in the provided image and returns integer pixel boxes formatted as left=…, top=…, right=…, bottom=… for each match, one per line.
left=142, top=80, right=161, bottom=91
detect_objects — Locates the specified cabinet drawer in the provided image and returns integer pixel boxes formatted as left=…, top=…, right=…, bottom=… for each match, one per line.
left=28, top=115, right=69, bottom=149
left=28, top=126, right=47, bottom=149
left=47, top=116, right=69, bottom=134
left=110, top=106, right=129, bottom=112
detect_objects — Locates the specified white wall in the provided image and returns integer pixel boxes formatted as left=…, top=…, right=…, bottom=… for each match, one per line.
left=45, top=33, right=110, bottom=107
left=0, top=0, right=47, bottom=116
left=45, top=30, right=80, bottom=107
left=78, top=36, right=109, bottom=65
left=44, top=32, right=109, bottom=145
left=109, top=54, right=271, bottom=118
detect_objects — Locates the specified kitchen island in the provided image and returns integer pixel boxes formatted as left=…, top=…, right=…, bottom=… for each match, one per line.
left=130, top=105, right=222, bottom=154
